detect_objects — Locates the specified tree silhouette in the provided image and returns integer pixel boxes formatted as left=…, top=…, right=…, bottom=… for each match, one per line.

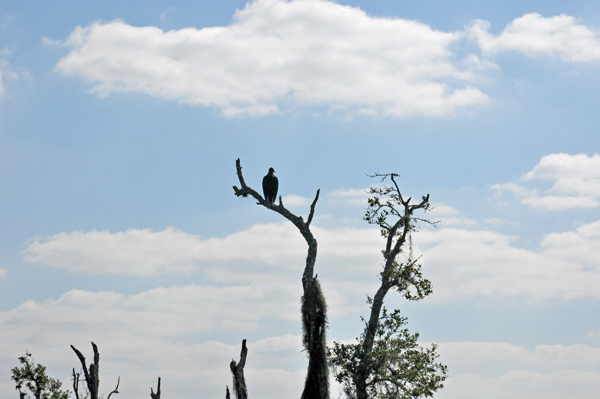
left=233, top=159, right=328, bottom=399
left=329, top=173, right=447, bottom=399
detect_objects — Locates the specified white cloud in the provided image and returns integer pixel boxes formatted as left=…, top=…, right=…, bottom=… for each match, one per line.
left=0, top=292, right=305, bottom=399
left=524, top=153, right=600, bottom=193
left=160, top=7, right=175, bottom=21
left=23, top=227, right=210, bottom=276
left=587, top=328, right=600, bottom=339
left=493, top=153, right=600, bottom=210
left=417, top=222, right=600, bottom=302
left=430, top=204, right=459, bottom=216
left=326, top=187, right=371, bottom=206
left=54, top=0, right=489, bottom=117
left=2, top=286, right=600, bottom=399
left=470, top=13, right=600, bottom=62
left=1, top=284, right=299, bottom=341
left=428, top=204, right=479, bottom=227
left=0, top=268, right=6, bottom=278
left=0, top=281, right=310, bottom=398
left=22, top=215, right=600, bottom=303
left=21, top=223, right=382, bottom=281
left=437, top=342, right=600, bottom=399
left=281, top=194, right=310, bottom=207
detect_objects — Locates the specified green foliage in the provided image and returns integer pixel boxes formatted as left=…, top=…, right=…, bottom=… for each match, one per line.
left=329, top=175, right=446, bottom=399
left=329, top=308, right=447, bottom=399
left=11, top=353, right=70, bottom=399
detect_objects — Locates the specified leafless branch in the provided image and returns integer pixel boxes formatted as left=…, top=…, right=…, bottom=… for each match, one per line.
left=71, top=368, right=82, bottom=399
left=233, top=158, right=320, bottom=239
left=233, top=158, right=328, bottom=399
left=150, top=377, right=161, bottom=399
left=71, top=344, right=98, bottom=399
left=306, top=189, right=320, bottom=227
left=230, top=340, right=248, bottom=399
left=106, top=376, right=120, bottom=399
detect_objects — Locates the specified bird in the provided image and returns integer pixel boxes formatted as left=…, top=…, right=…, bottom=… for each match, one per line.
left=262, top=167, right=279, bottom=205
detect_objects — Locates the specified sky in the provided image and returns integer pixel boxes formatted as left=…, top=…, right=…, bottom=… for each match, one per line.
left=1, top=0, right=600, bottom=398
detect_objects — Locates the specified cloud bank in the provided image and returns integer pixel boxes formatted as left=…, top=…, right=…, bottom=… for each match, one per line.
left=1, top=290, right=599, bottom=399
left=23, top=217, right=600, bottom=302
left=437, top=342, right=600, bottom=399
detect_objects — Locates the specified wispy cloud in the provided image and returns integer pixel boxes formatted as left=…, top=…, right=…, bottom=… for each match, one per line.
left=326, top=187, right=371, bottom=206
left=469, top=13, right=600, bottom=62
left=438, top=342, right=600, bottom=399
left=160, top=7, right=175, bottom=20
left=493, top=153, right=600, bottom=210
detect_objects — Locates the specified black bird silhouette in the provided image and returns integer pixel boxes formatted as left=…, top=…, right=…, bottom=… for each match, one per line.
left=262, top=167, right=278, bottom=205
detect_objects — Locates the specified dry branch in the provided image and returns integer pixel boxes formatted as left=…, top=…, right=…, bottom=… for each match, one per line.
left=233, top=159, right=328, bottom=399
left=230, top=340, right=248, bottom=399
left=150, top=377, right=161, bottom=399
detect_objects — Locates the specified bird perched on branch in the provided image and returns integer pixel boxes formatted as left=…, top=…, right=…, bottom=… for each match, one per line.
left=262, top=167, right=278, bottom=205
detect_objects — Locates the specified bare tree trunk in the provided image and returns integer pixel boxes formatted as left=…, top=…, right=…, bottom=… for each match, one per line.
left=151, top=377, right=161, bottom=399
left=230, top=339, right=248, bottom=399
left=71, top=342, right=120, bottom=399
left=300, top=276, right=328, bottom=399
left=71, top=342, right=100, bottom=399
left=233, top=158, right=328, bottom=399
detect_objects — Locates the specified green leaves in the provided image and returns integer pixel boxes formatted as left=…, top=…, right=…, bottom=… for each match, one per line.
left=11, top=353, right=70, bottom=399
left=329, top=174, right=445, bottom=399
left=330, top=308, right=447, bottom=399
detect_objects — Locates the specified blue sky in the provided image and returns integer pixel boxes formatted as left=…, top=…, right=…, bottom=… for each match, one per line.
left=1, top=0, right=600, bottom=398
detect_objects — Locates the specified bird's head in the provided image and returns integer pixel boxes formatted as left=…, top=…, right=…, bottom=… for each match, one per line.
left=268, top=167, right=275, bottom=174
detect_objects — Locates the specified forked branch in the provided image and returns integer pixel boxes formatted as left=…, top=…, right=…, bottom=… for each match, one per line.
left=232, top=158, right=328, bottom=399
left=230, top=340, right=248, bottom=399
left=232, top=158, right=320, bottom=238
left=150, top=377, right=161, bottom=399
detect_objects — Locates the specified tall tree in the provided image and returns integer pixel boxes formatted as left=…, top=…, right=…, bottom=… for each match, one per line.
left=11, top=352, right=70, bottom=399
left=233, top=159, right=328, bottom=399
left=329, top=173, right=447, bottom=399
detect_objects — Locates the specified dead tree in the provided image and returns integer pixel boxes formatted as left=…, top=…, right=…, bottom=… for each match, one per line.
left=150, top=377, right=161, bottom=399
left=233, top=159, right=328, bottom=399
left=229, top=339, right=248, bottom=399
left=71, top=342, right=120, bottom=399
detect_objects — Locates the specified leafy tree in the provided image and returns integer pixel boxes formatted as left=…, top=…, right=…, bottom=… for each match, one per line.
left=329, top=173, right=447, bottom=399
left=11, top=352, right=70, bottom=399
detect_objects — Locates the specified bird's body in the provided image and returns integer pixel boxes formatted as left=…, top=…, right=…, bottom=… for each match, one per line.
left=262, top=167, right=279, bottom=205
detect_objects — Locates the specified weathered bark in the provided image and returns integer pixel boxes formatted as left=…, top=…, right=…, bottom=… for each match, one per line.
left=230, top=339, right=248, bottom=399
left=233, top=158, right=328, bottom=399
left=71, top=342, right=100, bottom=399
left=151, top=377, right=161, bottom=399
left=300, top=277, right=328, bottom=399
left=71, top=342, right=120, bottom=399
